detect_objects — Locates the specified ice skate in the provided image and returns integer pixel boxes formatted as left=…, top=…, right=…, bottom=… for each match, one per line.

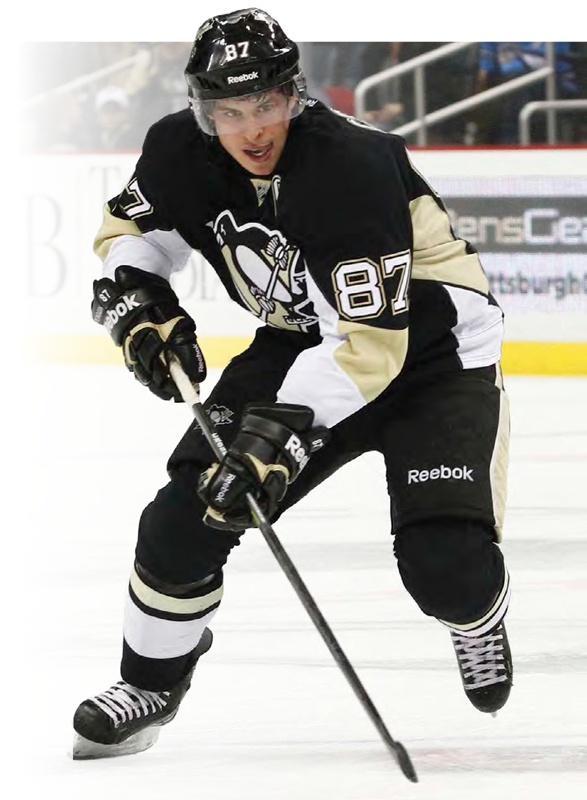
left=72, top=628, right=213, bottom=759
left=451, top=622, right=512, bottom=714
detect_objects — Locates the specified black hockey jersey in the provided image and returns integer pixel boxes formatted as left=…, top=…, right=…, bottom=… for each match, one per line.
left=94, top=99, right=503, bottom=428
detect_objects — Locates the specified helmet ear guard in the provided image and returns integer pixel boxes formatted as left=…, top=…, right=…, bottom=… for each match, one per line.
left=184, top=7, right=307, bottom=135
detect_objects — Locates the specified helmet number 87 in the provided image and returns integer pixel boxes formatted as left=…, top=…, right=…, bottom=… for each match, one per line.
left=225, top=41, right=250, bottom=60
left=332, top=251, right=412, bottom=320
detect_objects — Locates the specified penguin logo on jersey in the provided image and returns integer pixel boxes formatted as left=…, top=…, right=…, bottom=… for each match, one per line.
left=211, top=209, right=318, bottom=332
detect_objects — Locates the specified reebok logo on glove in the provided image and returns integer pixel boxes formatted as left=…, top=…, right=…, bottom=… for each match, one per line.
left=285, top=434, right=309, bottom=471
left=214, top=472, right=237, bottom=504
left=103, top=293, right=141, bottom=334
left=192, top=343, right=206, bottom=373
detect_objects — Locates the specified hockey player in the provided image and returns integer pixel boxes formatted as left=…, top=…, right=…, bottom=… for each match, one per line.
left=73, top=8, right=513, bottom=759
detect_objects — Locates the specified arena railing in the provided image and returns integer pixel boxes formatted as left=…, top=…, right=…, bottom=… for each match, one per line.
left=519, top=99, right=587, bottom=145
left=354, top=42, right=560, bottom=146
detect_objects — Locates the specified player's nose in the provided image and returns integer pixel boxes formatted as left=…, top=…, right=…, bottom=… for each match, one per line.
left=242, top=118, right=265, bottom=140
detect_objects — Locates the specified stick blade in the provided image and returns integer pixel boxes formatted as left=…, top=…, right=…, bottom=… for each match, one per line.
left=393, top=740, right=419, bottom=783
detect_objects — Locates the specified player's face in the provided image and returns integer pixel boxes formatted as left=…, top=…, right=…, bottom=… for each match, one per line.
left=212, top=89, right=293, bottom=175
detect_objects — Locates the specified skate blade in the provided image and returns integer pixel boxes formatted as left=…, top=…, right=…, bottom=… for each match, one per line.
left=71, top=727, right=160, bottom=760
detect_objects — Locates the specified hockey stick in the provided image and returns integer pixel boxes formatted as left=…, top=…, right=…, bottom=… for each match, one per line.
left=169, top=359, right=418, bottom=784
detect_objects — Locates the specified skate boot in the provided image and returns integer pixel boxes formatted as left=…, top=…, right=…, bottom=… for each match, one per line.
left=72, top=627, right=213, bottom=759
left=450, top=622, right=512, bottom=715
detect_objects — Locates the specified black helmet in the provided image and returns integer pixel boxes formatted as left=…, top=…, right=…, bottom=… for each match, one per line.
left=185, top=7, right=307, bottom=134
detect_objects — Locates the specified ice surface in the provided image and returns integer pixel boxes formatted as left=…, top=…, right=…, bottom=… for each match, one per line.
left=9, top=366, right=587, bottom=798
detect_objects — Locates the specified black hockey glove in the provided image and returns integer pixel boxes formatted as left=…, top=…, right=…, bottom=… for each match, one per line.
left=198, top=403, right=330, bottom=531
left=91, top=265, right=206, bottom=401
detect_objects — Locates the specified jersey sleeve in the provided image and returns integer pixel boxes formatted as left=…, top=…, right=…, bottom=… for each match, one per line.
left=93, top=127, right=193, bottom=281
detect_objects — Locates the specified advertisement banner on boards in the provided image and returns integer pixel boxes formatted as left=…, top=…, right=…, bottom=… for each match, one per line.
left=433, top=176, right=587, bottom=316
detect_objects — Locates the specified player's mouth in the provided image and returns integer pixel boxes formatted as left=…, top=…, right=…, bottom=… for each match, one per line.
left=243, top=143, right=273, bottom=164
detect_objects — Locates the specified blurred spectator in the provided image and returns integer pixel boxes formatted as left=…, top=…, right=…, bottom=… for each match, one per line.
left=362, top=99, right=405, bottom=130
left=122, top=42, right=192, bottom=133
left=88, top=85, right=143, bottom=151
left=563, top=43, right=587, bottom=142
left=351, top=42, right=474, bottom=143
left=303, top=42, right=404, bottom=126
left=93, top=43, right=138, bottom=73
left=470, top=42, right=580, bottom=144
left=356, top=43, right=405, bottom=130
left=305, top=79, right=332, bottom=108
left=308, top=42, right=368, bottom=89
left=22, top=42, right=144, bottom=152
left=22, top=41, right=585, bottom=152
left=392, top=43, right=474, bottom=143
left=303, top=43, right=365, bottom=116
left=22, top=43, right=105, bottom=102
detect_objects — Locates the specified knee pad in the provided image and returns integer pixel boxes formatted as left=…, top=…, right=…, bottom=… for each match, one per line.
left=393, top=517, right=506, bottom=624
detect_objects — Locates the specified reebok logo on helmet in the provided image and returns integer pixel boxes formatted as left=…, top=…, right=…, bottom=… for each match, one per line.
left=227, top=71, right=259, bottom=84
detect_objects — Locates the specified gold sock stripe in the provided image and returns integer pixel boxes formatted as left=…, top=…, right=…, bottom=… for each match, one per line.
left=129, top=565, right=224, bottom=616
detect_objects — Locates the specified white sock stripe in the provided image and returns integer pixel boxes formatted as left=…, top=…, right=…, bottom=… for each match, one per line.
left=123, top=591, right=219, bottom=659
left=129, top=565, right=223, bottom=617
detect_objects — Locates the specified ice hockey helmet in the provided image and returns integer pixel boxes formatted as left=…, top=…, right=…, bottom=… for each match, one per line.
left=185, top=8, right=307, bottom=134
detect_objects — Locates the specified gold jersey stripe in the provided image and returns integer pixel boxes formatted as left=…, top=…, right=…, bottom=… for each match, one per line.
left=489, top=387, right=511, bottom=542
left=335, top=322, right=409, bottom=403
left=410, top=195, right=489, bottom=295
left=93, top=204, right=143, bottom=261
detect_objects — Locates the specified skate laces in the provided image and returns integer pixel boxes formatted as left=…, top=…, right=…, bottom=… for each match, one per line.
left=451, top=627, right=508, bottom=690
left=91, top=682, right=171, bottom=727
